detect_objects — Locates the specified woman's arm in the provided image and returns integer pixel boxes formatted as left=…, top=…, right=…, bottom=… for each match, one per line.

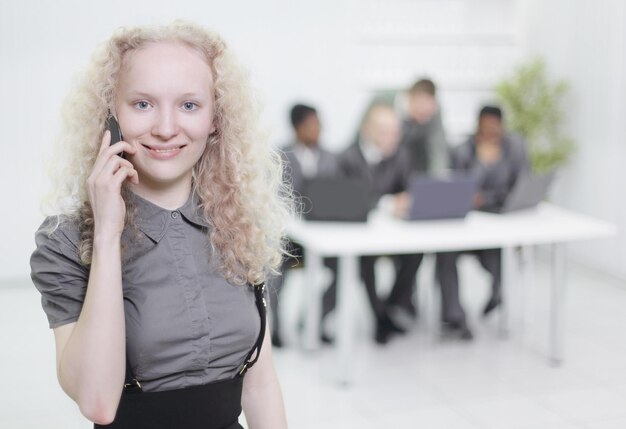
left=242, top=324, right=288, bottom=429
left=53, top=133, right=138, bottom=425
left=53, top=235, right=126, bottom=424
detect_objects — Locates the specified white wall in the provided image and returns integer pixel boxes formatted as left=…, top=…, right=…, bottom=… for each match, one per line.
left=520, top=0, right=626, bottom=279
left=2, top=0, right=525, bottom=282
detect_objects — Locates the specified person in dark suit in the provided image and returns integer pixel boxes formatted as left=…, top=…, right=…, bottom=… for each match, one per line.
left=270, top=104, right=339, bottom=347
left=400, top=78, right=450, bottom=175
left=339, top=102, right=423, bottom=344
left=398, top=78, right=451, bottom=329
left=436, top=106, right=530, bottom=339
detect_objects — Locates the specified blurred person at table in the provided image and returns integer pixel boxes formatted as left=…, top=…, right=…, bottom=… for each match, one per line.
left=436, top=105, right=529, bottom=339
left=338, top=102, right=423, bottom=344
left=400, top=78, right=450, bottom=175
left=269, top=104, right=340, bottom=346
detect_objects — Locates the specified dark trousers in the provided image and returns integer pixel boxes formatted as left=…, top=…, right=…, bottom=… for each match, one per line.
left=268, top=241, right=338, bottom=338
left=435, top=249, right=502, bottom=323
left=359, top=253, right=423, bottom=320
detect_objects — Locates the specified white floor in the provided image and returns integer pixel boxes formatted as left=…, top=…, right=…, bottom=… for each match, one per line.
left=2, top=253, right=626, bottom=429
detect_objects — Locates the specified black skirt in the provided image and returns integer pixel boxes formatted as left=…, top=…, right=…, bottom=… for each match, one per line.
left=94, top=376, right=244, bottom=429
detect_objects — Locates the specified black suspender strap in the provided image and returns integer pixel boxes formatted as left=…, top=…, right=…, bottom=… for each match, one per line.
left=237, top=282, right=267, bottom=377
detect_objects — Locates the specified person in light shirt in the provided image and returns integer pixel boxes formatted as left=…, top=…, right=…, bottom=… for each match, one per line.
left=338, top=102, right=423, bottom=344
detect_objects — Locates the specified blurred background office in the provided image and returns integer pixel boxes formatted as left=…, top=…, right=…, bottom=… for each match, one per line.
left=1, top=0, right=625, bottom=428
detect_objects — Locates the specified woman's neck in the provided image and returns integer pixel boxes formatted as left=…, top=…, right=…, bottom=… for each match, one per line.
left=129, top=177, right=192, bottom=210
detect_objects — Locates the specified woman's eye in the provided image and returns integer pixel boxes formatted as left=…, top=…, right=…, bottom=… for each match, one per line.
left=183, top=102, right=198, bottom=111
left=135, top=101, right=151, bottom=110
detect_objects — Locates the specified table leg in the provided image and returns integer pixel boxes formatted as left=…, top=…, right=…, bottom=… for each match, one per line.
left=499, top=246, right=515, bottom=338
left=336, top=254, right=359, bottom=386
left=423, top=254, right=438, bottom=340
left=303, top=250, right=322, bottom=351
left=519, top=245, right=535, bottom=334
left=550, top=243, right=567, bottom=366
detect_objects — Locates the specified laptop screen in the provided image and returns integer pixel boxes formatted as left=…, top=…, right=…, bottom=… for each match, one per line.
left=498, top=171, right=556, bottom=213
left=301, top=177, right=371, bottom=222
left=408, top=175, right=477, bottom=220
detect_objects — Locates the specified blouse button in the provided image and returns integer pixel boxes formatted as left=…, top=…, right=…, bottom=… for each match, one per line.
left=171, top=211, right=179, bottom=219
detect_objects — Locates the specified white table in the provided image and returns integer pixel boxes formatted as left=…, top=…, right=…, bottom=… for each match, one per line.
left=286, top=203, right=616, bottom=384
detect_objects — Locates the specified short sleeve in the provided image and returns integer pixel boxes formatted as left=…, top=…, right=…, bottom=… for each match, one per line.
left=30, top=217, right=89, bottom=329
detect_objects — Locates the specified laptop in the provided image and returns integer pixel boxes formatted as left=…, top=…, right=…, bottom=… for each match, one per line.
left=492, top=171, right=556, bottom=213
left=408, top=175, right=477, bottom=220
left=301, top=177, right=370, bottom=222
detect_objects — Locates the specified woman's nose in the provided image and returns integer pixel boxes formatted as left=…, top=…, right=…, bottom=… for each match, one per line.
left=151, top=108, right=180, bottom=140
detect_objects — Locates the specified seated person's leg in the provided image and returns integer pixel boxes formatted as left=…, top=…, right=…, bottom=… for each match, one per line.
left=320, top=256, right=338, bottom=343
left=360, top=255, right=400, bottom=344
left=386, top=253, right=424, bottom=326
left=360, top=255, right=384, bottom=319
left=436, top=251, right=473, bottom=340
left=268, top=273, right=285, bottom=347
left=476, top=248, right=502, bottom=316
left=269, top=241, right=304, bottom=347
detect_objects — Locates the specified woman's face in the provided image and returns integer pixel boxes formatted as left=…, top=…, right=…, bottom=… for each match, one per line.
left=115, top=41, right=215, bottom=191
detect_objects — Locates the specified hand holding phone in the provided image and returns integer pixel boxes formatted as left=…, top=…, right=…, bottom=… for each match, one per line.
left=89, top=115, right=138, bottom=237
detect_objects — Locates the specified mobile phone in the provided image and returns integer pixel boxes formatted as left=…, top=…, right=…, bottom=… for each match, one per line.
left=105, top=115, right=123, bottom=145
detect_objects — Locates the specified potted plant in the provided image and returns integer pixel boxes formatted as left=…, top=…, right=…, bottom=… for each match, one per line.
left=494, top=58, right=575, bottom=173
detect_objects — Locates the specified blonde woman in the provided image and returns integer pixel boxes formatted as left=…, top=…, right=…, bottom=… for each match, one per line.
left=30, top=21, right=289, bottom=429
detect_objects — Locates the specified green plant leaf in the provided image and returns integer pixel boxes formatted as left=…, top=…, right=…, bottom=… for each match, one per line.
left=494, top=58, right=575, bottom=172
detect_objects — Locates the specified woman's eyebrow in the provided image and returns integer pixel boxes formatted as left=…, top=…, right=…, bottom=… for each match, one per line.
left=179, top=92, right=209, bottom=99
left=123, top=91, right=154, bottom=99
left=124, top=91, right=208, bottom=100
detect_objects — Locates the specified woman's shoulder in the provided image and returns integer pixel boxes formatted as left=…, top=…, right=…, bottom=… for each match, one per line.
left=31, top=214, right=88, bottom=329
left=35, top=214, right=82, bottom=254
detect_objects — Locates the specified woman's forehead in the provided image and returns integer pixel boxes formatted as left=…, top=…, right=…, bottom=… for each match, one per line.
left=121, top=40, right=208, bottom=65
left=118, top=42, right=213, bottom=95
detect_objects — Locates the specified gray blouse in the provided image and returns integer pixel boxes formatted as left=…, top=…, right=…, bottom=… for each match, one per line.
left=30, top=192, right=260, bottom=392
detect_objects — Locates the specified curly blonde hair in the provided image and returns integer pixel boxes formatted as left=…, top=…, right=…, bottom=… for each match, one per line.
left=45, top=21, right=291, bottom=285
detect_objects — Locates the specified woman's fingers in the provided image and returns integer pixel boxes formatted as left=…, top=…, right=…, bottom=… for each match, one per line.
left=92, top=131, right=112, bottom=177
left=92, top=139, right=136, bottom=179
left=99, top=130, right=136, bottom=157
left=103, top=141, right=136, bottom=159
left=110, top=165, right=139, bottom=189
left=99, top=130, right=111, bottom=154
left=109, top=141, right=137, bottom=158
left=98, top=156, right=136, bottom=181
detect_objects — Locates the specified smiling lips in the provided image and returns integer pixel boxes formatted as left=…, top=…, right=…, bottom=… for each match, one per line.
left=142, top=144, right=187, bottom=160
